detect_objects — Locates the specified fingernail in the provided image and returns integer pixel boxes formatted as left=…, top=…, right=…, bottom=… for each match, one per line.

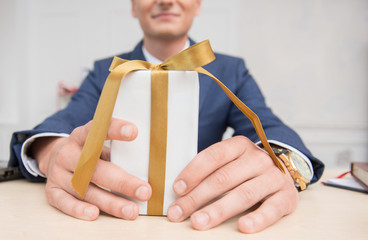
left=122, top=204, right=135, bottom=220
left=167, top=205, right=183, bottom=221
left=135, top=186, right=150, bottom=200
left=121, top=125, right=133, bottom=138
left=192, top=212, right=209, bottom=228
left=173, top=180, right=187, bottom=195
left=84, top=206, right=97, bottom=219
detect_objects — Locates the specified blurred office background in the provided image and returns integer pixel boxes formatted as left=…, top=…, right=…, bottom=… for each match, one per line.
left=0, top=0, right=367, bottom=169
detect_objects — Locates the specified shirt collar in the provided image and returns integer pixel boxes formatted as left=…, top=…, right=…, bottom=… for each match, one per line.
left=142, top=39, right=190, bottom=64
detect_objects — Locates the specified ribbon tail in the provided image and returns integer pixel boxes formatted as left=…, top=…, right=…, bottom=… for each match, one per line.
left=195, top=67, right=286, bottom=173
left=70, top=71, right=123, bottom=197
left=71, top=61, right=151, bottom=198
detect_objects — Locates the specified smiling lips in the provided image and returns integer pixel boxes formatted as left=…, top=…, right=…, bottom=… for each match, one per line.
left=152, top=12, right=180, bottom=19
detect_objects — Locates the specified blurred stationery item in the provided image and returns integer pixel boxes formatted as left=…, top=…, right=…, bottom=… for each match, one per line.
left=322, top=169, right=368, bottom=194
left=351, top=162, right=368, bottom=190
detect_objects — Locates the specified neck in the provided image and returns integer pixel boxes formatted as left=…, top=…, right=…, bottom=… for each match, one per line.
left=143, top=35, right=188, bottom=61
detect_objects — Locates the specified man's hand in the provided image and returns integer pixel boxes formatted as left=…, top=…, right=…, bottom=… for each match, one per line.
left=167, top=136, right=298, bottom=233
left=30, top=118, right=152, bottom=221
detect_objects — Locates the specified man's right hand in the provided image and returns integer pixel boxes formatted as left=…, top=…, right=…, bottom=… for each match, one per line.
left=30, top=118, right=152, bottom=221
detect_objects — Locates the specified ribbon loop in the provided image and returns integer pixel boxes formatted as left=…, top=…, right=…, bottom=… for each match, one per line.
left=71, top=39, right=285, bottom=203
left=161, top=40, right=215, bottom=70
left=150, top=64, right=164, bottom=71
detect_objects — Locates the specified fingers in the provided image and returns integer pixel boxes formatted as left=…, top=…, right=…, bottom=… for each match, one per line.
left=45, top=167, right=100, bottom=221
left=106, top=118, right=138, bottom=141
left=188, top=167, right=289, bottom=230
left=44, top=117, right=148, bottom=221
left=167, top=135, right=299, bottom=233
left=167, top=150, right=264, bottom=222
left=100, top=145, right=111, bottom=161
left=46, top=167, right=143, bottom=221
left=64, top=117, right=150, bottom=200
left=172, top=136, right=252, bottom=196
left=54, top=155, right=152, bottom=202
left=54, top=158, right=151, bottom=217
left=62, top=117, right=138, bottom=169
left=46, top=184, right=140, bottom=221
left=168, top=164, right=282, bottom=225
left=237, top=187, right=299, bottom=233
left=168, top=136, right=270, bottom=221
left=55, top=150, right=152, bottom=202
left=70, top=118, right=138, bottom=146
left=92, top=160, right=152, bottom=201
left=83, top=184, right=140, bottom=220
left=45, top=185, right=100, bottom=221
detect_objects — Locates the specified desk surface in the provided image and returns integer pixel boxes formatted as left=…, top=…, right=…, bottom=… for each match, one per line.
left=1, top=169, right=367, bottom=240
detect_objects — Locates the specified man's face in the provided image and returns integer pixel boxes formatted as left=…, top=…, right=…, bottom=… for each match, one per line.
left=131, top=0, right=201, bottom=40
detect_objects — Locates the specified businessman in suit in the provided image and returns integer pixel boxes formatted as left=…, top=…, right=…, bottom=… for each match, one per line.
left=9, top=0, right=324, bottom=233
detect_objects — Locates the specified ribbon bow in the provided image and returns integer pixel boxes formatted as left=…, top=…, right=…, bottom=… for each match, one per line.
left=71, top=40, right=285, bottom=202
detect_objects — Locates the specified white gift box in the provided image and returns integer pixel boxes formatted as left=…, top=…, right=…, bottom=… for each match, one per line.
left=111, top=70, right=199, bottom=215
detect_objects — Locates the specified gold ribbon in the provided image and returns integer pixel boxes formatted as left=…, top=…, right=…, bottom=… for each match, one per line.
left=147, top=70, right=168, bottom=215
left=71, top=40, right=286, bottom=214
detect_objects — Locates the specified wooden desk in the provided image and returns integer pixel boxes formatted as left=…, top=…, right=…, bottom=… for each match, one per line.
left=1, top=170, right=367, bottom=240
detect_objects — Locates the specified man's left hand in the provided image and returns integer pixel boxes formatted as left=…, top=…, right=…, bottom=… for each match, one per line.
left=167, top=136, right=299, bottom=233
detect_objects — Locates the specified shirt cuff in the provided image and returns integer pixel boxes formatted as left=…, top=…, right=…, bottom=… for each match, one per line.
left=21, top=132, right=69, bottom=178
left=255, top=140, right=314, bottom=179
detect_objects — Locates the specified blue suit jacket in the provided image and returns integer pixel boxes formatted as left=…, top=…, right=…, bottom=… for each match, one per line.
left=9, top=40, right=324, bottom=183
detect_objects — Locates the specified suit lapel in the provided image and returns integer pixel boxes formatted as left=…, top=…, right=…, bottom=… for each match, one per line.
left=130, top=40, right=146, bottom=61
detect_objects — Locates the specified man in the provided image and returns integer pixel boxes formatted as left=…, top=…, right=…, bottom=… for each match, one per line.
left=9, top=0, right=324, bottom=234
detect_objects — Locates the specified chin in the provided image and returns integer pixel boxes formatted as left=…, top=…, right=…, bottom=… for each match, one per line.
left=150, top=29, right=183, bottom=39
left=156, top=32, right=186, bottom=41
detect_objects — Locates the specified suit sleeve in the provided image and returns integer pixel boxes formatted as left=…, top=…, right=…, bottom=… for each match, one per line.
left=8, top=60, right=109, bottom=181
left=228, top=59, right=324, bottom=183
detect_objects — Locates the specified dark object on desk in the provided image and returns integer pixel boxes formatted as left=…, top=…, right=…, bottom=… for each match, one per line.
left=0, top=161, right=23, bottom=182
left=323, top=177, right=368, bottom=194
left=351, top=162, right=368, bottom=191
left=322, top=170, right=368, bottom=194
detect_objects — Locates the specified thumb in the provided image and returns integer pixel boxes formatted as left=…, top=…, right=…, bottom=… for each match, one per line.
left=70, top=118, right=138, bottom=146
left=107, top=117, right=138, bottom=141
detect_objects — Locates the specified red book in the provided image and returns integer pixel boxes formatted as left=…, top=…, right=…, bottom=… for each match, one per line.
left=351, top=162, right=368, bottom=191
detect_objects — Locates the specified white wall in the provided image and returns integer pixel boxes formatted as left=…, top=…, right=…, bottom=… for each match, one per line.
left=1, top=0, right=367, bottom=169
